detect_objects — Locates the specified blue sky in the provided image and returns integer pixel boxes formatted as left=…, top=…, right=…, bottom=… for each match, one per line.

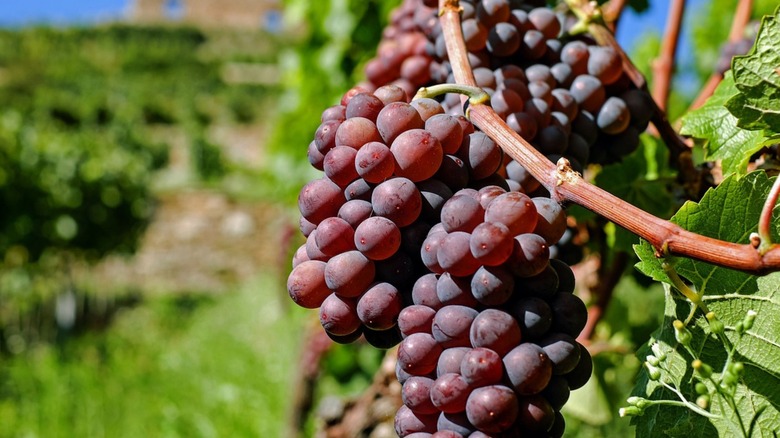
left=0, top=0, right=707, bottom=65
left=0, top=0, right=128, bottom=27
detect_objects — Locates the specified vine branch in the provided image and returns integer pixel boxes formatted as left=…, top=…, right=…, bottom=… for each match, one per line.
left=689, top=0, right=753, bottom=110
left=438, top=0, right=780, bottom=274
left=652, top=0, right=686, bottom=112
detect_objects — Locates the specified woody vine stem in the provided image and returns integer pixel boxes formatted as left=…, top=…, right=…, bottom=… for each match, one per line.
left=437, top=0, right=780, bottom=274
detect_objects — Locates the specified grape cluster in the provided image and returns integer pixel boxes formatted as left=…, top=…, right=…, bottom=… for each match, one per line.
left=362, top=0, right=656, bottom=172
left=288, top=85, right=591, bottom=436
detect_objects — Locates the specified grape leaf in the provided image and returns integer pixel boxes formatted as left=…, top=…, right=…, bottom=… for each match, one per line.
left=680, top=72, right=768, bottom=176
left=633, top=171, right=780, bottom=437
left=725, top=7, right=780, bottom=133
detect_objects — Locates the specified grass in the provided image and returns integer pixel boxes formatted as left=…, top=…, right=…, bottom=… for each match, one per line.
left=0, top=274, right=308, bottom=438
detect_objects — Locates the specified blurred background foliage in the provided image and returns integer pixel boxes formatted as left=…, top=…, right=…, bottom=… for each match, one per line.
left=0, top=0, right=775, bottom=436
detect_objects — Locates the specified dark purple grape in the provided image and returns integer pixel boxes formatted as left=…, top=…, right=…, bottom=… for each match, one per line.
left=435, top=154, right=470, bottom=191
left=550, top=292, right=588, bottom=337
left=354, top=216, right=401, bottom=260
left=528, top=81, right=553, bottom=102
left=426, top=114, right=465, bottom=154
left=503, top=343, right=552, bottom=395
left=372, top=177, right=422, bottom=227
left=506, top=112, right=538, bottom=140
left=438, top=347, right=471, bottom=377
left=509, top=296, right=552, bottom=340
left=550, top=62, right=574, bottom=88
left=355, top=141, right=395, bottom=183
left=484, top=192, right=538, bottom=236
left=470, top=309, right=522, bottom=356
left=305, top=230, right=329, bottom=262
left=561, top=40, right=589, bottom=76
left=570, top=74, right=605, bottom=113
left=321, top=104, right=346, bottom=123
left=377, top=102, right=425, bottom=145
left=402, top=55, right=433, bottom=87
left=542, top=375, right=571, bottom=411
left=287, top=260, right=330, bottom=309
left=357, top=282, right=402, bottom=330
left=298, top=178, right=345, bottom=225
left=403, top=376, right=439, bottom=415
left=399, top=305, right=436, bottom=338
left=418, top=179, right=454, bottom=222
left=470, top=265, right=514, bottom=306
left=539, top=333, right=582, bottom=375
left=324, top=250, right=375, bottom=298
left=460, top=347, right=503, bottom=387
left=315, top=216, right=356, bottom=256
left=490, top=88, right=524, bottom=119
left=430, top=372, right=472, bottom=413
left=565, top=343, right=592, bottom=390
left=307, top=141, right=325, bottom=170
left=391, top=129, right=444, bottom=182
left=526, top=64, right=555, bottom=88
left=432, top=305, right=479, bottom=348
left=523, top=98, right=551, bottom=130
left=344, top=178, right=373, bottom=201
left=315, top=119, right=340, bottom=153
left=335, top=116, right=382, bottom=149
left=374, top=84, right=408, bottom=105
left=508, top=234, right=549, bottom=277
left=300, top=216, right=316, bottom=237
left=375, top=251, right=416, bottom=287
left=436, top=272, right=479, bottom=308
left=517, top=394, right=555, bottom=432
left=413, top=273, right=443, bottom=309
left=346, top=92, right=384, bottom=121
left=535, top=125, right=568, bottom=155
left=587, top=46, right=623, bottom=85
left=549, top=258, right=575, bottom=293
left=327, top=326, right=364, bottom=344
left=461, top=18, right=489, bottom=52
left=458, top=132, right=504, bottom=180
left=398, top=332, right=442, bottom=375
left=532, top=197, right=567, bottom=245
left=319, top=293, right=361, bottom=336
left=437, top=412, right=475, bottom=437
left=469, top=222, right=513, bottom=267
left=473, top=67, right=497, bottom=89
left=292, top=244, right=309, bottom=268
left=572, top=110, right=598, bottom=146
left=438, top=231, right=481, bottom=277
left=465, top=385, right=519, bottom=433
left=621, top=89, right=654, bottom=130
left=487, top=22, right=521, bottom=57
left=596, top=96, right=631, bottom=134
left=411, top=98, right=445, bottom=121
left=395, top=404, right=438, bottom=436
left=520, top=29, right=547, bottom=60
left=548, top=410, right=566, bottom=438
left=476, top=0, right=510, bottom=27
left=476, top=185, right=507, bottom=209
left=528, top=7, right=560, bottom=39
left=441, top=193, right=485, bottom=233
left=422, top=230, right=446, bottom=274
left=337, top=199, right=373, bottom=228
left=567, top=133, right=590, bottom=166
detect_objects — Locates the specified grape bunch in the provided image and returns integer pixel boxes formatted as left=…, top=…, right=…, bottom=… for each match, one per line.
left=287, top=85, right=591, bottom=436
left=362, top=0, right=657, bottom=173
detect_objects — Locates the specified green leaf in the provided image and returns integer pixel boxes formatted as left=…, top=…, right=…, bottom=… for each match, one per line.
left=633, top=171, right=780, bottom=437
left=725, top=8, right=780, bottom=133
left=680, top=72, right=767, bottom=176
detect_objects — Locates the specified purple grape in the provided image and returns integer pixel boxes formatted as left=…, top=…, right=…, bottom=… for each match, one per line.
left=470, top=265, right=515, bottom=306
left=403, top=376, right=439, bottom=415
left=354, top=216, right=401, bottom=260
left=503, top=343, right=552, bottom=395
left=470, top=309, right=522, bottom=356
left=372, top=177, right=422, bottom=227
left=287, top=260, right=330, bottom=309
left=465, top=385, right=519, bottom=433
left=460, top=347, right=503, bottom=387
left=430, top=372, right=472, bottom=413
left=432, top=305, right=479, bottom=348
left=357, top=282, right=402, bottom=330
left=319, top=293, right=361, bottom=336
left=324, top=250, right=375, bottom=298
left=399, top=305, right=437, bottom=338
left=398, top=332, right=442, bottom=375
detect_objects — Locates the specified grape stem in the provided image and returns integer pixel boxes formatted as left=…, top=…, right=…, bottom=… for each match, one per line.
left=437, top=0, right=780, bottom=274
left=413, top=83, right=490, bottom=106
left=689, top=0, right=753, bottom=110
left=602, top=0, right=628, bottom=32
left=652, top=0, right=686, bottom=112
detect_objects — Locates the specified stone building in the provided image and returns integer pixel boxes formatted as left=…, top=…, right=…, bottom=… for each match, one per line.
left=129, top=0, right=282, bottom=31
